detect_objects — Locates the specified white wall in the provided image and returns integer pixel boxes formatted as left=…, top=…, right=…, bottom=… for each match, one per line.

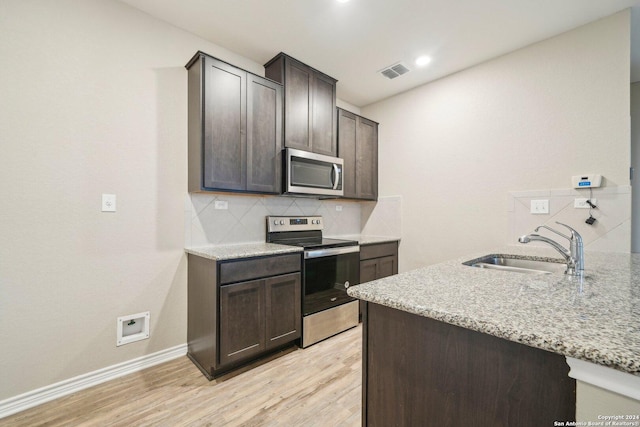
left=0, top=0, right=271, bottom=402
left=362, top=10, right=631, bottom=271
left=336, top=99, right=361, bottom=115
left=0, top=0, right=370, bottom=404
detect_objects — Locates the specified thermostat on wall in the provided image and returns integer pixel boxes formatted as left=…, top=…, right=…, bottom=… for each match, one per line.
left=572, top=174, right=602, bottom=188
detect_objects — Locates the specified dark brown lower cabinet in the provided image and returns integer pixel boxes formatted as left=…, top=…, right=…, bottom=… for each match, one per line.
left=359, top=259, right=378, bottom=284
left=362, top=302, right=576, bottom=427
left=359, top=241, right=398, bottom=283
left=360, top=255, right=396, bottom=283
left=265, top=274, right=301, bottom=348
left=358, top=241, right=399, bottom=318
left=219, top=279, right=265, bottom=366
left=219, top=272, right=301, bottom=366
left=188, top=253, right=301, bottom=379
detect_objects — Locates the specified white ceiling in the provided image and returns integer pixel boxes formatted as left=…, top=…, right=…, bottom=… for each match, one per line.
left=119, top=0, right=640, bottom=107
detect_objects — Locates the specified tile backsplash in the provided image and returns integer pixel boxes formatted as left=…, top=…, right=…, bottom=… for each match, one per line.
left=186, top=186, right=627, bottom=252
left=508, top=185, right=631, bottom=252
left=361, top=195, right=402, bottom=238
left=185, top=193, right=362, bottom=247
left=185, top=193, right=404, bottom=247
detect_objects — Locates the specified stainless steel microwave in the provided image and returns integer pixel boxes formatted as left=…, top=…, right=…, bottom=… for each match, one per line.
left=284, top=148, right=344, bottom=197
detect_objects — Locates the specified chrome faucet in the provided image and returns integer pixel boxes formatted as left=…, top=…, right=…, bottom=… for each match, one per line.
left=518, top=222, right=584, bottom=276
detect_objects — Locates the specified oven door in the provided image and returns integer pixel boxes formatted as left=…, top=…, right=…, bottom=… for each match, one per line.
left=303, top=246, right=359, bottom=316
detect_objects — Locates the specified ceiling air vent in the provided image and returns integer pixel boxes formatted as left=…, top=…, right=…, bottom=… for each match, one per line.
left=379, top=62, right=410, bottom=80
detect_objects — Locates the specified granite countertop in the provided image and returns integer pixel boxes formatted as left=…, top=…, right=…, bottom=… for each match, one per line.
left=347, top=246, right=640, bottom=376
left=185, top=242, right=303, bottom=261
left=186, top=236, right=399, bottom=261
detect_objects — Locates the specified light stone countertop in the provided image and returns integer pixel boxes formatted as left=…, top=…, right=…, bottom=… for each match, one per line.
left=186, top=236, right=399, bottom=261
left=347, top=246, right=640, bottom=376
left=185, top=242, right=303, bottom=261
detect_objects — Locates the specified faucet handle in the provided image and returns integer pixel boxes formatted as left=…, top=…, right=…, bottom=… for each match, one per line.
left=534, top=224, right=571, bottom=240
left=554, top=222, right=583, bottom=242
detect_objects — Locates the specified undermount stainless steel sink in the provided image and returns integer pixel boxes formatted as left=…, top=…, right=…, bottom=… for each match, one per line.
left=463, top=254, right=567, bottom=275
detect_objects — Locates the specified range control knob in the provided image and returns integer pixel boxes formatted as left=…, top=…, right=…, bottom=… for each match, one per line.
left=273, top=220, right=279, bottom=225
left=279, top=220, right=285, bottom=225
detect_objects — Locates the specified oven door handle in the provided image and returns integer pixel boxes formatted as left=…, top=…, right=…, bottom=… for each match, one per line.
left=304, top=245, right=360, bottom=259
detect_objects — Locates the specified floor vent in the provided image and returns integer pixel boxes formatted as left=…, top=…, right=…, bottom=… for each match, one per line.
left=379, top=62, right=410, bottom=79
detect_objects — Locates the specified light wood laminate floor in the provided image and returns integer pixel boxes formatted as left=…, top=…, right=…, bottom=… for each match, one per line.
left=1, top=326, right=362, bottom=426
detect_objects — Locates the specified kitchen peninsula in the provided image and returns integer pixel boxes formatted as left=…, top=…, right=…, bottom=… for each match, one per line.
left=348, top=247, right=640, bottom=426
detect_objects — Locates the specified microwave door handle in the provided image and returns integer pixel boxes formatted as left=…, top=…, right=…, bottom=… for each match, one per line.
left=332, top=164, right=340, bottom=190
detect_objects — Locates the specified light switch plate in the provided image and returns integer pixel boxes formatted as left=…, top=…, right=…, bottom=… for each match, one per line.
left=102, top=194, right=116, bottom=212
left=530, top=199, right=549, bottom=214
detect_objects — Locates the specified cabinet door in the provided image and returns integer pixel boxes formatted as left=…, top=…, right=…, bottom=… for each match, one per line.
left=377, top=255, right=397, bottom=279
left=265, top=273, right=301, bottom=349
left=219, top=279, right=265, bottom=365
left=338, top=108, right=357, bottom=199
left=247, top=75, right=282, bottom=193
left=312, top=73, right=337, bottom=156
left=360, top=259, right=379, bottom=284
left=203, top=57, right=246, bottom=191
left=284, top=59, right=312, bottom=152
left=356, top=117, right=378, bottom=200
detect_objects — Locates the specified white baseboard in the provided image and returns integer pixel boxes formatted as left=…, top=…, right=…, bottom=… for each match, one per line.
left=567, top=357, right=640, bottom=401
left=0, top=344, right=188, bottom=420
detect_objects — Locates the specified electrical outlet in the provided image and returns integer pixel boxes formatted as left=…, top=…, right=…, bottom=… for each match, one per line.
left=214, top=200, right=228, bottom=210
left=530, top=199, right=549, bottom=214
left=335, top=205, right=343, bottom=212
left=574, top=198, right=597, bottom=209
left=102, top=194, right=116, bottom=212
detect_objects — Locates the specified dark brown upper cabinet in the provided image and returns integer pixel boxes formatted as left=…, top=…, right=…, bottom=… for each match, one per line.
left=264, top=53, right=337, bottom=157
left=187, top=52, right=283, bottom=194
left=337, top=108, right=379, bottom=200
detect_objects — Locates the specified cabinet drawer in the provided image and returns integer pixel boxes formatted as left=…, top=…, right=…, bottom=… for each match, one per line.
left=360, top=242, right=398, bottom=261
left=219, top=254, right=301, bottom=285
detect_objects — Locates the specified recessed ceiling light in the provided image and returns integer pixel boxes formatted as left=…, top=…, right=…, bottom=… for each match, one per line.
left=336, top=0, right=350, bottom=3
left=415, top=56, right=432, bottom=67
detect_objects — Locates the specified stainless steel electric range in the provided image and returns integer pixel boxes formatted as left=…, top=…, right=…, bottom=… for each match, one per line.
left=266, top=215, right=360, bottom=348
